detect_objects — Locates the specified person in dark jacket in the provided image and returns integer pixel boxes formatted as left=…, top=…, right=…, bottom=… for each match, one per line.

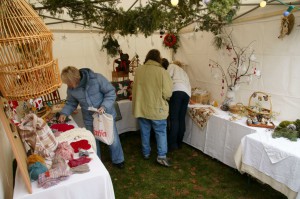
left=58, top=66, right=125, bottom=169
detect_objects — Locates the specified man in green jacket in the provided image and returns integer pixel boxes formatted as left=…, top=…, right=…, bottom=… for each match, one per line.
left=132, top=49, right=173, bottom=167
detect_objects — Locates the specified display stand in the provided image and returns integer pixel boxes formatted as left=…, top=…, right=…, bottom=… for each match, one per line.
left=0, top=98, right=32, bottom=193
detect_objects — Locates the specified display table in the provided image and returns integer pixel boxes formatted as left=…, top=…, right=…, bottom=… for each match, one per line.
left=13, top=152, right=115, bottom=199
left=183, top=104, right=257, bottom=169
left=116, top=99, right=139, bottom=134
left=235, top=130, right=300, bottom=199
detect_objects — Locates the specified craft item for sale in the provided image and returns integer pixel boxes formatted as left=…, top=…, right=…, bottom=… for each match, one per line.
left=68, top=156, right=92, bottom=168
left=27, top=154, right=46, bottom=166
left=70, top=164, right=90, bottom=174
left=51, top=156, right=68, bottom=171
left=55, top=142, right=74, bottom=160
left=50, top=123, right=75, bottom=132
left=28, top=162, right=48, bottom=181
left=70, top=139, right=91, bottom=153
left=55, top=128, right=96, bottom=152
left=78, top=149, right=90, bottom=157
left=38, top=167, right=72, bottom=188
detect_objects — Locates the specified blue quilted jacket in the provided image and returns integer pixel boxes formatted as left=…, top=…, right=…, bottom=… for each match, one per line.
left=60, top=68, right=116, bottom=126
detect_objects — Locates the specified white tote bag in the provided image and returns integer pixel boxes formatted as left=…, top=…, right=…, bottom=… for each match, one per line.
left=92, top=113, right=114, bottom=145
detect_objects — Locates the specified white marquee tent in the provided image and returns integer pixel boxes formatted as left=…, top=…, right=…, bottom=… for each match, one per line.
left=1, top=0, right=300, bottom=198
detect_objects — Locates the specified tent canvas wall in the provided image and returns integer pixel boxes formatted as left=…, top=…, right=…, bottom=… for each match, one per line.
left=1, top=1, right=300, bottom=198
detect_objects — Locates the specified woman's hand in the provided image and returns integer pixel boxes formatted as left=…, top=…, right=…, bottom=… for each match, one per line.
left=97, top=106, right=106, bottom=114
left=58, top=114, right=66, bottom=123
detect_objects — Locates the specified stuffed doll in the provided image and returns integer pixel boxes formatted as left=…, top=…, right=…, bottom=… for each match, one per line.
left=114, top=50, right=130, bottom=73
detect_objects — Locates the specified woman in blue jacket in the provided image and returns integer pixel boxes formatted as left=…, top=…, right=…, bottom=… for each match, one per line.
left=58, top=66, right=125, bottom=169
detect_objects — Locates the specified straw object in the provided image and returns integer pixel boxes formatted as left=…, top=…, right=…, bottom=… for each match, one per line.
left=245, top=91, right=272, bottom=118
left=0, top=0, right=61, bottom=101
left=229, top=103, right=245, bottom=115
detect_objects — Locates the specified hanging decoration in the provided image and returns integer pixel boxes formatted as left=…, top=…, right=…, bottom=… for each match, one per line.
left=261, top=0, right=300, bottom=16
left=278, top=13, right=295, bottom=39
left=209, top=30, right=261, bottom=106
left=101, top=35, right=120, bottom=58
left=35, top=0, right=240, bottom=55
left=163, top=33, right=180, bottom=52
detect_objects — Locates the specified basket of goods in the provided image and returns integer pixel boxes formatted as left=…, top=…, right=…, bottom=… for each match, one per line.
left=245, top=91, right=275, bottom=128
left=229, top=103, right=245, bottom=115
left=191, top=88, right=210, bottom=104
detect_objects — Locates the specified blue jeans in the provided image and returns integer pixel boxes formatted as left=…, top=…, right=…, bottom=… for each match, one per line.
left=138, top=118, right=168, bottom=158
left=168, top=91, right=190, bottom=150
left=86, top=121, right=124, bottom=164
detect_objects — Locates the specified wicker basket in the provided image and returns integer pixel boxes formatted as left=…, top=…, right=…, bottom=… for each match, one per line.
left=0, top=0, right=61, bottom=100
left=245, top=91, right=272, bottom=118
left=229, top=103, right=245, bottom=114
left=191, top=92, right=210, bottom=104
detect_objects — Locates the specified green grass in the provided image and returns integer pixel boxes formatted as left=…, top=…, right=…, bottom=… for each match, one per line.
left=101, top=131, right=287, bottom=199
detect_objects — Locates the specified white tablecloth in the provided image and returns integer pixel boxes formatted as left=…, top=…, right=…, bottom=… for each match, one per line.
left=235, top=130, right=300, bottom=199
left=13, top=152, right=115, bottom=199
left=116, top=99, right=139, bottom=134
left=183, top=104, right=257, bottom=169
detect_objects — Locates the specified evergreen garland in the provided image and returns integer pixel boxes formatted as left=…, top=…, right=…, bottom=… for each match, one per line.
left=36, top=0, right=240, bottom=54
left=101, top=35, right=120, bottom=57
left=272, top=120, right=300, bottom=141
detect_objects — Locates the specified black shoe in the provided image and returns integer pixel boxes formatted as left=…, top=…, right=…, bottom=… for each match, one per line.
left=113, top=161, right=125, bottom=169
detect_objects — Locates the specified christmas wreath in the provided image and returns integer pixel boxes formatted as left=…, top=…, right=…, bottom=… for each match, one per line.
left=163, top=33, right=179, bottom=52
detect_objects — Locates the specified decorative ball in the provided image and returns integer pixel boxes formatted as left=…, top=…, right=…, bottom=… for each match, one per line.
left=287, top=124, right=297, bottom=131
left=160, top=35, right=162, bottom=38
left=283, top=11, right=290, bottom=17
left=203, top=0, right=211, bottom=4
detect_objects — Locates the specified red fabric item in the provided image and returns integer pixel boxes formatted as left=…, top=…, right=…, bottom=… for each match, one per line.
left=68, top=156, right=91, bottom=168
left=70, top=139, right=91, bottom=153
left=50, top=123, right=74, bottom=132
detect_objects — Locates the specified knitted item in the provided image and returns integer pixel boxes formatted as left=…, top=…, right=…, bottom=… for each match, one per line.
left=70, top=164, right=90, bottom=174
left=55, top=128, right=96, bottom=152
left=27, top=154, right=46, bottom=166
left=50, top=123, right=74, bottom=132
left=51, top=156, right=68, bottom=171
left=38, top=167, right=72, bottom=188
left=68, top=156, right=91, bottom=168
left=78, top=149, right=90, bottom=157
left=70, top=139, right=91, bottom=153
left=28, top=162, right=48, bottom=181
left=55, top=142, right=74, bottom=160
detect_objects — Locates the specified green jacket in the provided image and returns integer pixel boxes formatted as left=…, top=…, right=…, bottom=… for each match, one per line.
left=132, top=60, right=173, bottom=120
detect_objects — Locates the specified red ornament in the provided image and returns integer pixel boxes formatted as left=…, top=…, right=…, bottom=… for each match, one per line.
left=163, top=33, right=177, bottom=47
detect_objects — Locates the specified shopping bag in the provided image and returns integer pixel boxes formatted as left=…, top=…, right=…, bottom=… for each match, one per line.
left=92, top=113, right=114, bottom=145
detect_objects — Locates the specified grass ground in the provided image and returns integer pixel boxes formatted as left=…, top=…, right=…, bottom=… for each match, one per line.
left=101, top=131, right=287, bottom=199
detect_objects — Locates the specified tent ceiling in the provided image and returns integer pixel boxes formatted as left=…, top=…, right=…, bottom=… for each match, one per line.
left=28, top=0, right=299, bottom=32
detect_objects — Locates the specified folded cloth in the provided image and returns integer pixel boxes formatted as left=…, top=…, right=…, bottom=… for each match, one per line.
left=70, top=164, right=90, bottom=174
left=68, top=156, right=91, bottom=168
left=50, top=123, right=74, bottom=132
left=51, top=156, right=68, bottom=170
left=55, top=142, right=74, bottom=160
left=70, top=139, right=91, bottom=153
left=38, top=167, right=72, bottom=188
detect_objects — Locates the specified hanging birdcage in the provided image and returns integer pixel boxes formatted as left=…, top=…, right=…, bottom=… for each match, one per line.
left=0, top=0, right=61, bottom=100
